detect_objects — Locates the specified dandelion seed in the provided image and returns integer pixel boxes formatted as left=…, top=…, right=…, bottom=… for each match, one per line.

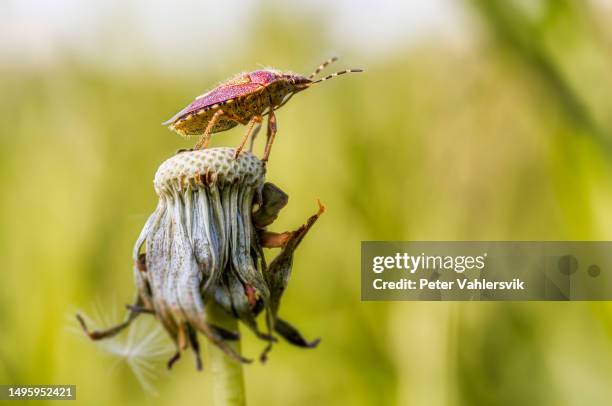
left=72, top=303, right=173, bottom=394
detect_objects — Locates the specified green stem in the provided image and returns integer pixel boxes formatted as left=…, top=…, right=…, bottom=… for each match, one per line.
left=205, top=302, right=246, bottom=406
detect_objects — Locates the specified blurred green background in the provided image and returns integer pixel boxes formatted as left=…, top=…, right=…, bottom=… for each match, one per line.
left=3, top=0, right=612, bottom=405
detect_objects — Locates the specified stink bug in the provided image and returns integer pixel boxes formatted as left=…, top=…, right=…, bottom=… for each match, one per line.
left=162, top=57, right=363, bottom=161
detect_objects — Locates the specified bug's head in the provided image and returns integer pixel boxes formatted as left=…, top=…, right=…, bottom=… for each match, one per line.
left=285, top=74, right=313, bottom=91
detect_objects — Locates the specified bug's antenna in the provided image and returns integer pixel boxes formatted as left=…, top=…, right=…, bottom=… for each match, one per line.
left=308, top=57, right=339, bottom=79
left=310, top=68, right=364, bottom=85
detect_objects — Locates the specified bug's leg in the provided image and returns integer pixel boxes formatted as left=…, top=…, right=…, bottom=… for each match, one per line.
left=235, top=115, right=262, bottom=159
left=262, top=111, right=277, bottom=163
left=194, top=109, right=225, bottom=150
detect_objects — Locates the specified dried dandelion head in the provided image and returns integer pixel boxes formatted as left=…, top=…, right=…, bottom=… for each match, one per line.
left=78, top=147, right=322, bottom=371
